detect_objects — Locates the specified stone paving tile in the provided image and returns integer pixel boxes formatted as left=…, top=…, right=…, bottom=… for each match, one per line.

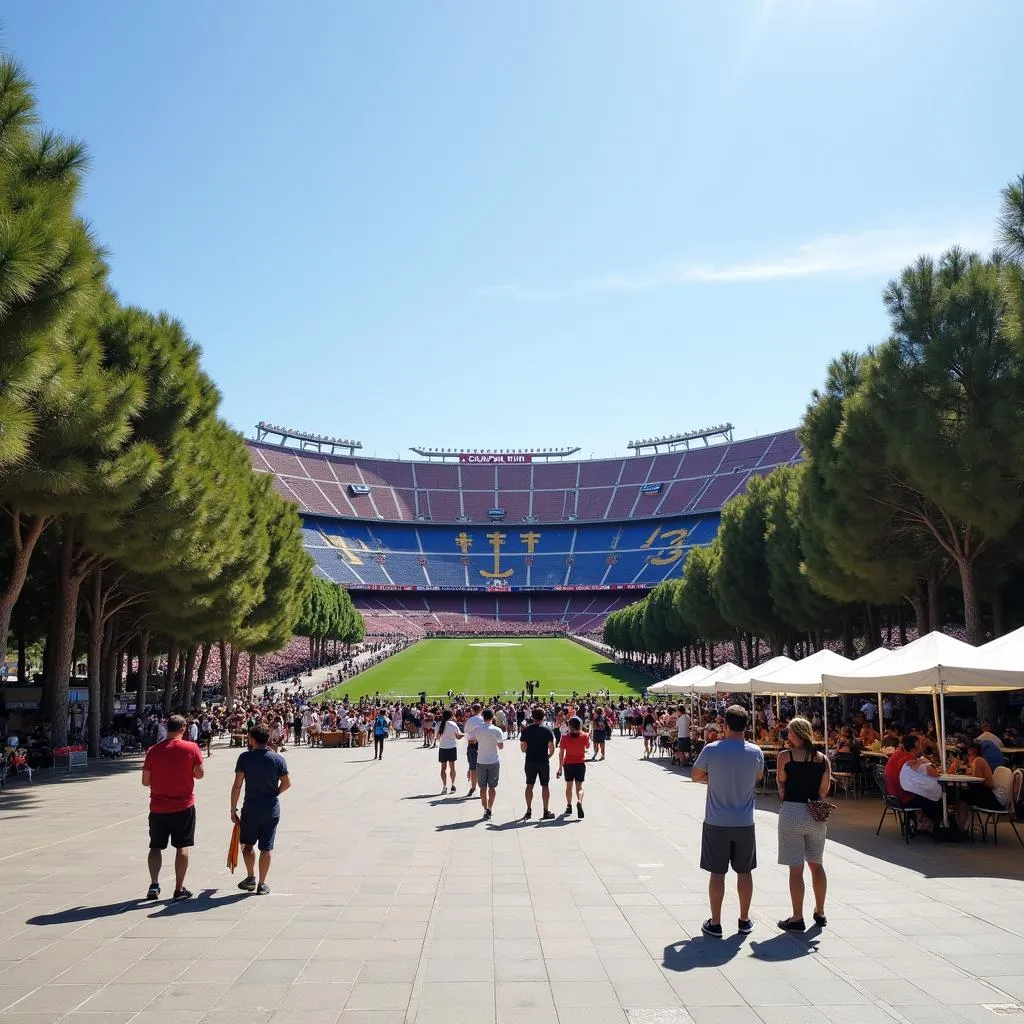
left=4, top=734, right=1024, bottom=1024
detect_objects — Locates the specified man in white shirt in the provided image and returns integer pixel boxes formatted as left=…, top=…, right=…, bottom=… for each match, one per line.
left=898, top=747, right=942, bottom=832
left=186, top=719, right=199, bottom=743
left=975, top=723, right=1004, bottom=749
left=474, top=708, right=505, bottom=820
left=676, top=705, right=692, bottom=762
left=155, top=718, right=168, bottom=744
left=860, top=700, right=876, bottom=724
left=463, top=702, right=485, bottom=798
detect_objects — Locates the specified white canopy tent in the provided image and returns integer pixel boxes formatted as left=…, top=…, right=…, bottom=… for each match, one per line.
left=687, top=661, right=747, bottom=696
left=822, top=631, right=1024, bottom=763
left=747, top=650, right=852, bottom=696
left=976, top=625, right=1024, bottom=670
left=648, top=664, right=712, bottom=695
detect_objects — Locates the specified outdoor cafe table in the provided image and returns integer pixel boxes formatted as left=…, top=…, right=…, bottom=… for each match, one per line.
left=860, top=750, right=891, bottom=762
left=938, top=773, right=984, bottom=827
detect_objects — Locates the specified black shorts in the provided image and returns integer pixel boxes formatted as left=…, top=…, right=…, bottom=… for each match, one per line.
left=592, top=730, right=606, bottom=743
left=675, top=738, right=692, bottom=753
left=467, top=744, right=478, bottom=770
left=525, top=759, right=550, bottom=787
left=148, top=807, right=196, bottom=850
left=239, top=811, right=280, bottom=852
left=438, top=747, right=457, bottom=763
left=700, top=823, right=756, bottom=874
left=563, top=763, right=586, bottom=784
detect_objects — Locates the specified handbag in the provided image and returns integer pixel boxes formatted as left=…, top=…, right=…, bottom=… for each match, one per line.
left=807, top=799, right=836, bottom=823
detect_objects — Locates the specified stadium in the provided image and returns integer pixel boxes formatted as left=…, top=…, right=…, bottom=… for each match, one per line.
left=246, top=422, right=802, bottom=642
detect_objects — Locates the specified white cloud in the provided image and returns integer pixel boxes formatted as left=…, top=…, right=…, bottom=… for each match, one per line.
left=479, top=223, right=996, bottom=301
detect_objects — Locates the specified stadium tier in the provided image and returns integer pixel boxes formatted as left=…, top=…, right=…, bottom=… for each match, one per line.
left=350, top=593, right=637, bottom=637
left=247, top=428, right=801, bottom=524
left=302, top=516, right=718, bottom=589
left=251, top=428, right=802, bottom=633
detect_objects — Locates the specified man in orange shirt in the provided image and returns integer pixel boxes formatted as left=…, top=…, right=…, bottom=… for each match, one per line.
left=142, top=714, right=205, bottom=901
left=556, top=716, right=590, bottom=819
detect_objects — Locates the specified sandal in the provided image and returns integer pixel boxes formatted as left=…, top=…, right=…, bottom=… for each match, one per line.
left=777, top=917, right=806, bottom=932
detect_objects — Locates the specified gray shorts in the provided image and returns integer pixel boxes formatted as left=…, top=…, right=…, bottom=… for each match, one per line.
left=477, top=762, right=500, bottom=789
left=700, top=823, right=756, bottom=875
left=777, top=801, right=827, bottom=866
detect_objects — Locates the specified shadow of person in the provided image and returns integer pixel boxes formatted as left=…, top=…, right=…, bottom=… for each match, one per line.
left=662, top=934, right=746, bottom=971
left=435, top=819, right=482, bottom=832
left=749, top=930, right=820, bottom=961
left=149, top=890, right=250, bottom=916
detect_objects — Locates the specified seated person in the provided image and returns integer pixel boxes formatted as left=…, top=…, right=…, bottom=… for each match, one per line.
left=889, top=735, right=942, bottom=833
left=955, top=743, right=1012, bottom=830
left=859, top=723, right=878, bottom=747
left=976, top=722, right=1005, bottom=748
left=979, top=738, right=1006, bottom=772
left=834, top=725, right=859, bottom=754
left=1004, top=726, right=1020, bottom=748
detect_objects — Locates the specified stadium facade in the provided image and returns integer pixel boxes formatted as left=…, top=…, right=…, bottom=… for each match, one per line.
left=246, top=428, right=802, bottom=637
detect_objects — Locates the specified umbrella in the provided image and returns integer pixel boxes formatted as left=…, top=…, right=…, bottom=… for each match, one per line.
left=227, top=822, right=240, bottom=873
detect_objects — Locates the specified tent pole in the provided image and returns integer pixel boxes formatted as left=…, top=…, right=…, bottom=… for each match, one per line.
left=823, top=695, right=829, bottom=757
left=931, top=689, right=943, bottom=764
left=938, top=684, right=948, bottom=769
left=877, top=691, right=884, bottom=736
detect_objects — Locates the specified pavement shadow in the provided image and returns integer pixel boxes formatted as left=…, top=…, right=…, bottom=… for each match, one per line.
left=750, top=929, right=820, bottom=961
left=487, top=819, right=535, bottom=832
left=26, top=889, right=249, bottom=927
left=435, top=819, right=482, bottom=832
left=662, top=935, right=746, bottom=970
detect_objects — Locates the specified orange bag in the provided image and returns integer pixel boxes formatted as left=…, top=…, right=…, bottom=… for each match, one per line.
left=226, top=822, right=240, bottom=872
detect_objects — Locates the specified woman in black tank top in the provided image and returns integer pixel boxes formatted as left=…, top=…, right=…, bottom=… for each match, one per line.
left=775, top=716, right=831, bottom=932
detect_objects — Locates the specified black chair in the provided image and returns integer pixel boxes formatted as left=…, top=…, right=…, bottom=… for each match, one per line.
left=872, top=764, right=914, bottom=843
left=832, top=752, right=861, bottom=799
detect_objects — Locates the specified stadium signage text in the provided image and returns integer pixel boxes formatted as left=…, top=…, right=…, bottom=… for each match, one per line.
left=459, top=453, right=531, bottom=465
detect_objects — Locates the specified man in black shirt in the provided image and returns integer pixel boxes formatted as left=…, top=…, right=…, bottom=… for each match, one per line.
left=519, top=706, right=556, bottom=821
left=230, top=725, right=291, bottom=896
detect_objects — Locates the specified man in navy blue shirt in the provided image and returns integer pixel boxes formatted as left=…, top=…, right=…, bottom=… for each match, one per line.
left=231, top=724, right=291, bottom=895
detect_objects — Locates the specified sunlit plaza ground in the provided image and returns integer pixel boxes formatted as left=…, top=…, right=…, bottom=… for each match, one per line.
left=2, top=734, right=1024, bottom=1024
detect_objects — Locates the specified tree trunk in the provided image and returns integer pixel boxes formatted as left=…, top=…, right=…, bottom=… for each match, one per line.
left=227, top=646, right=241, bottom=711
left=101, top=622, right=116, bottom=728
left=841, top=616, right=855, bottom=658
left=181, top=645, right=198, bottom=711
left=195, top=643, right=211, bottom=709
left=163, top=640, right=179, bottom=711
left=86, top=569, right=103, bottom=756
left=864, top=604, right=880, bottom=651
left=137, top=628, right=152, bottom=713
left=0, top=513, right=48, bottom=667
left=927, top=569, right=941, bottom=634
left=744, top=633, right=754, bottom=668
left=957, top=556, right=983, bottom=645
left=219, top=641, right=230, bottom=707
left=992, top=588, right=1006, bottom=639
left=44, top=526, right=88, bottom=746
left=115, top=646, right=124, bottom=694
left=247, top=654, right=256, bottom=699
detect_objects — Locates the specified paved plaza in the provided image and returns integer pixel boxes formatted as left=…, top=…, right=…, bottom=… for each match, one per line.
left=2, top=735, right=1024, bottom=1024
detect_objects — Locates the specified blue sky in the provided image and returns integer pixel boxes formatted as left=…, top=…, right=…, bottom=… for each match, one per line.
left=3, top=1, right=1021, bottom=459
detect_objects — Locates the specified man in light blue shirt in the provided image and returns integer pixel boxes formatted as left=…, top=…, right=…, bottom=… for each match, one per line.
left=691, top=705, right=764, bottom=938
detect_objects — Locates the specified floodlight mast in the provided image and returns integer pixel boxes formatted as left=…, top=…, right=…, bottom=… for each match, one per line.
left=255, top=421, right=363, bottom=456
left=409, top=446, right=582, bottom=462
left=626, top=423, right=734, bottom=455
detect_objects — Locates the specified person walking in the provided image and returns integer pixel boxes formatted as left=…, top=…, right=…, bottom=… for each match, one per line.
left=557, top=716, right=590, bottom=818
left=372, top=707, right=389, bottom=760
left=474, top=708, right=504, bottom=820
left=464, top=702, right=485, bottom=797
left=591, top=706, right=608, bottom=761
left=691, top=704, right=764, bottom=938
left=231, top=724, right=291, bottom=896
left=437, top=709, right=463, bottom=794
left=141, top=714, right=204, bottom=901
left=775, top=716, right=831, bottom=931
left=520, top=706, right=556, bottom=820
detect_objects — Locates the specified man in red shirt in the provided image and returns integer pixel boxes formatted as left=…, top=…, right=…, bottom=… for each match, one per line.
left=556, top=716, right=590, bottom=819
left=142, top=714, right=204, bottom=901
left=884, top=735, right=917, bottom=804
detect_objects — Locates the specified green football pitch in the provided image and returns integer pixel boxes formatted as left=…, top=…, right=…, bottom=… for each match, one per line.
left=318, top=638, right=652, bottom=703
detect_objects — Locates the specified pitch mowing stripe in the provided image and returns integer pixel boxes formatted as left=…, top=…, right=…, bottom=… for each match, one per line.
left=317, top=638, right=651, bottom=702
